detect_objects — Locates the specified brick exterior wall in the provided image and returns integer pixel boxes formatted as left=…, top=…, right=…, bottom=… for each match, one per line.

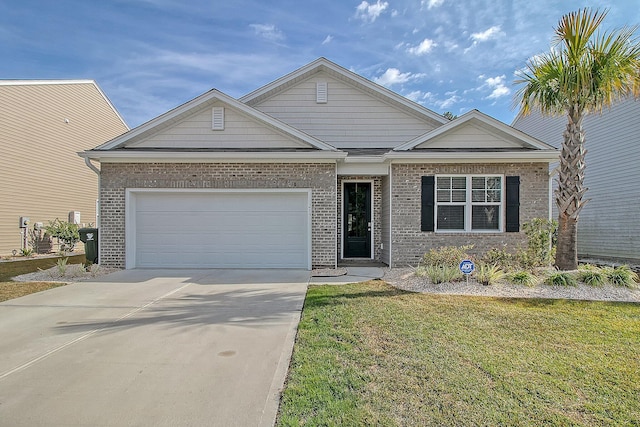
left=99, top=162, right=336, bottom=269
left=390, top=163, right=550, bottom=267
left=337, top=176, right=383, bottom=262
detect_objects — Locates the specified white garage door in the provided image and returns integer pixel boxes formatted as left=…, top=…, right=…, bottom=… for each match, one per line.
left=127, top=190, right=311, bottom=269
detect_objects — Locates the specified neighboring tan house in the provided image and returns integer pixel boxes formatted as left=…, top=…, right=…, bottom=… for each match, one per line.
left=0, top=80, right=129, bottom=255
left=81, top=58, right=558, bottom=270
left=513, top=97, right=640, bottom=263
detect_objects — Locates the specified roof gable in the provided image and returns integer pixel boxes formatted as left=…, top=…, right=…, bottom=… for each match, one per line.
left=96, top=89, right=336, bottom=151
left=245, top=70, right=442, bottom=149
left=396, top=110, right=555, bottom=151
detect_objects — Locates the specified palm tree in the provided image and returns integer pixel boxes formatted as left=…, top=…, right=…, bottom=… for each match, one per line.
left=515, top=8, right=640, bottom=270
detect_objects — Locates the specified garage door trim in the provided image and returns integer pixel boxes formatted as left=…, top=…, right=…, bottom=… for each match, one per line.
left=125, top=188, right=312, bottom=269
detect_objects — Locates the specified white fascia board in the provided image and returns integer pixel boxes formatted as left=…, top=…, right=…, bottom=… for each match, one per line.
left=0, top=79, right=95, bottom=86
left=78, top=150, right=347, bottom=163
left=384, top=150, right=559, bottom=163
left=337, top=162, right=389, bottom=175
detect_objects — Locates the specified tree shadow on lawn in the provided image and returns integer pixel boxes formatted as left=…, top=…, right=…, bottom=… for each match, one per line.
left=305, top=281, right=409, bottom=308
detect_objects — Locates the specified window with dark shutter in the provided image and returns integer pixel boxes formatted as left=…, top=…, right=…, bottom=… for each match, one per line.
left=505, top=176, right=520, bottom=232
left=421, top=176, right=435, bottom=232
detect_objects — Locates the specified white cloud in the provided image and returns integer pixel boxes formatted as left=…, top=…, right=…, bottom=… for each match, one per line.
left=482, top=75, right=511, bottom=99
left=374, top=68, right=413, bottom=86
left=355, top=0, right=389, bottom=23
left=322, top=35, right=333, bottom=45
left=470, top=25, right=503, bottom=42
left=423, top=0, right=444, bottom=9
left=249, top=24, right=284, bottom=41
left=407, top=38, right=437, bottom=55
left=373, top=68, right=426, bottom=87
left=405, top=90, right=423, bottom=102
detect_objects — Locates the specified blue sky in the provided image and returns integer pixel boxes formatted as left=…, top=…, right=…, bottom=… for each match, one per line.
left=1, top=0, right=639, bottom=128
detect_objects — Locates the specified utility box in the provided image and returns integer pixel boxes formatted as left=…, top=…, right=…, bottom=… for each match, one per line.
left=78, top=227, right=98, bottom=264
left=68, top=211, right=81, bottom=225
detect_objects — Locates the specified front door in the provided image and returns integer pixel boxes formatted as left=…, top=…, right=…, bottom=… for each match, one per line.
left=343, top=182, right=372, bottom=258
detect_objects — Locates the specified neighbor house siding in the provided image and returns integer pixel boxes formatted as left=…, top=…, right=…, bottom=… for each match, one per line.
left=0, top=82, right=128, bottom=254
left=252, top=72, right=437, bottom=149
left=99, top=162, right=336, bottom=268
left=513, top=98, right=640, bottom=262
left=390, top=162, right=550, bottom=267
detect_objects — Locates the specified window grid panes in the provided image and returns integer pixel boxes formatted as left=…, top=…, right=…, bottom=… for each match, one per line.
left=436, top=175, right=502, bottom=231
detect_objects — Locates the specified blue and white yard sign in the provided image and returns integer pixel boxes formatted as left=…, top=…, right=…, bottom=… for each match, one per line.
left=459, top=259, right=475, bottom=275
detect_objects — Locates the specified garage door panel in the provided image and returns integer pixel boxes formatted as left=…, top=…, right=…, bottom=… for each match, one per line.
left=130, top=191, right=310, bottom=269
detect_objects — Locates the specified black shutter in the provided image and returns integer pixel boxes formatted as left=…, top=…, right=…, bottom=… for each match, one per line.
left=505, top=176, right=520, bottom=232
left=421, top=176, right=435, bottom=232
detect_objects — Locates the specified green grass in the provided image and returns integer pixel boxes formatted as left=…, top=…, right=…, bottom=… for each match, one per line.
left=277, top=281, right=640, bottom=426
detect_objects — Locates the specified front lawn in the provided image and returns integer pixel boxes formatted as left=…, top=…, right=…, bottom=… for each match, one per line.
left=277, top=281, right=640, bottom=426
left=0, top=281, right=68, bottom=302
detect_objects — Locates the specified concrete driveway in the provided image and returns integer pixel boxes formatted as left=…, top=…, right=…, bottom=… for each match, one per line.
left=0, top=269, right=309, bottom=427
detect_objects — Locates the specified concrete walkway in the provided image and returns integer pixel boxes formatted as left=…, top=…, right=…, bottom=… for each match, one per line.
left=0, top=269, right=309, bottom=427
left=309, top=267, right=386, bottom=285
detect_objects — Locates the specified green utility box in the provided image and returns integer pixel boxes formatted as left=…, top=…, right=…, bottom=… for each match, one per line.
left=78, top=228, right=99, bottom=264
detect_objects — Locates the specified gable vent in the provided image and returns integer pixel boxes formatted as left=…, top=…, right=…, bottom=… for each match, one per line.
left=316, top=82, right=328, bottom=104
left=212, top=107, right=224, bottom=130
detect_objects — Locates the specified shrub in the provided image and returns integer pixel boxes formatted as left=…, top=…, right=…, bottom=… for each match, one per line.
left=45, top=219, right=80, bottom=252
left=577, top=265, right=606, bottom=287
left=19, top=247, right=34, bottom=257
left=544, top=271, right=577, bottom=287
left=482, top=248, right=516, bottom=270
left=605, top=266, right=639, bottom=288
left=475, top=264, right=505, bottom=286
left=424, top=265, right=464, bottom=284
left=422, top=245, right=474, bottom=268
left=509, top=270, right=538, bottom=287
left=516, top=218, right=558, bottom=268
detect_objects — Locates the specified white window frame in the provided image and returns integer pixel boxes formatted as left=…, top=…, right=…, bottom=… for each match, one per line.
left=435, top=174, right=504, bottom=233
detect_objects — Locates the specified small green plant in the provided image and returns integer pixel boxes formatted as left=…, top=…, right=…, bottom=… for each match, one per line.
left=424, top=265, right=464, bottom=284
left=19, top=247, right=34, bottom=257
left=482, top=248, right=516, bottom=269
left=515, top=218, right=558, bottom=268
left=577, top=264, right=606, bottom=287
left=422, top=245, right=474, bottom=268
left=475, top=263, right=505, bottom=286
left=509, top=270, right=538, bottom=287
left=45, top=219, right=80, bottom=252
left=544, top=271, right=577, bottom=287
left=56, top=257, right=69, bottom=275
left=605, top=265, right=639, bottom=288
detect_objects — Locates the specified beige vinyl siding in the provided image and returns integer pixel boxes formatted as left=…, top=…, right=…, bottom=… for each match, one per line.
left=252, top=72, right=437, bottom=149
left=416, top=122, right=525, bottom=149
left=130, top=102, right=310, bottom=149
left=0, top=82, right=128, bottom=255
left=513, top=98, right=640, bottom=262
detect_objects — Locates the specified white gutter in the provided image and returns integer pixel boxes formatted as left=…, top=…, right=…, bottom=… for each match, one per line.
left=79, top=150, right=347, bottom=163
left=384, top=150, right=559, bottom=163
left=84, top=157, right=100, bottom=175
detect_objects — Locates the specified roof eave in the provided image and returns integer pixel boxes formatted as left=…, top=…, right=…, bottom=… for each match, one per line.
left=79, top=150, right=347, bottom=163
left=384, top=150, right=559, bottom=163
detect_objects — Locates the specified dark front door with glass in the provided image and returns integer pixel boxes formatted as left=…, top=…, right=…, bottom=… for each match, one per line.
left=343, top=182, right=371, bottom=258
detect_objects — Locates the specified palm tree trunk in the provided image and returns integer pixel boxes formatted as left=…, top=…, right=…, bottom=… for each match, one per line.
left=554, top=107, right=588, bottom=270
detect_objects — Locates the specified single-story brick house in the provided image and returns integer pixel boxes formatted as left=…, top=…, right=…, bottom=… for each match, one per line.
left=80, top=58, right=558, bottom=270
